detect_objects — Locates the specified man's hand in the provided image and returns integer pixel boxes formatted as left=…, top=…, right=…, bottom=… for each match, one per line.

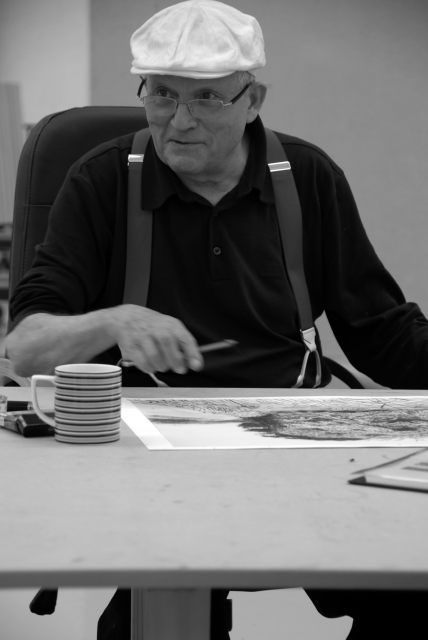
left=7, top=306, right=203, bottom=378
left=110, top=305, right=203, bottom=375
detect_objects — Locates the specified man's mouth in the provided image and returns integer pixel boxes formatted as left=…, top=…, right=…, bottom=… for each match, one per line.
left=169, top=140, right=200, bottom=145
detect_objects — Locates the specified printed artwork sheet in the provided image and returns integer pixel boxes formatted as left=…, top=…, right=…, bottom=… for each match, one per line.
left=121, top=396, right=428, bottom=450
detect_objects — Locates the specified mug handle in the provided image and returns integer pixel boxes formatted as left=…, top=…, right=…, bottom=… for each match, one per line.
left=31, top=375, right=56, bottom=428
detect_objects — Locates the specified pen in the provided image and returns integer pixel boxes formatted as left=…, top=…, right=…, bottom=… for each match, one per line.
left=198, top=339, right=238, bottom=353
left=119, top=339, right=238, bottom=368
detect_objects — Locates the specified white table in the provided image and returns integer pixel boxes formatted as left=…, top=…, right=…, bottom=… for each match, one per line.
left=1, top=387, right=427, bottom=639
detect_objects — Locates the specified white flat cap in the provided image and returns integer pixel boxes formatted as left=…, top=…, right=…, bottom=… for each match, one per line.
left=130, top=0, right=265, bottom=79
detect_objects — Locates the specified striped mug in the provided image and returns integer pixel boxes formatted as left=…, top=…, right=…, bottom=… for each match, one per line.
left=31, top=364, right=122, bottom=444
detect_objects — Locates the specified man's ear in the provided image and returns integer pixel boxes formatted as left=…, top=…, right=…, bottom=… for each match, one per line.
left=246, top=82, right=268, bottom=123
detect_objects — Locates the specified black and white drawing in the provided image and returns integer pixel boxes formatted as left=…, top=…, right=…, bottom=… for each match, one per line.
left=121, top=396, right=428, bottom=450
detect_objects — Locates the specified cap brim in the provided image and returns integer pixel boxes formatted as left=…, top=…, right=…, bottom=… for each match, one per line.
left=130, top=67, right=239, bottom=79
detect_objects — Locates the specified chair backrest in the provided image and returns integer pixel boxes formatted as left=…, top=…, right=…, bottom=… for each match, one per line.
left=9, top=106, right=148, bottom=301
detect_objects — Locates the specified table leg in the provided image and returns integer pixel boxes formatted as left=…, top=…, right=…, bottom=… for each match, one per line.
left=131, top=588, right=211, bottom=639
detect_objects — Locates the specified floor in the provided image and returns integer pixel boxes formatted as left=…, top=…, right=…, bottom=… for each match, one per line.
left=0, top=587, right=352, bottom=639
left=231, top=589, right=353, bottom=640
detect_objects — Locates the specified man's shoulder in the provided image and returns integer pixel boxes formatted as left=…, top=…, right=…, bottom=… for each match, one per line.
left=270, top=130, right=344, bottom=178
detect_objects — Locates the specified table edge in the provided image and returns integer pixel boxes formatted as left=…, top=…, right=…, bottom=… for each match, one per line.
left=2, top=569, right=428, bottom=590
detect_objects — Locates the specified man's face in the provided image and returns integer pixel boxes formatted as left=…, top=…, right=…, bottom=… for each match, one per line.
left=144, top=74, right=255, bottom=181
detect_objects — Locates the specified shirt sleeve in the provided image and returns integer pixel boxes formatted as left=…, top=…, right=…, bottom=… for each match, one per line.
left=323, top=173, right=428, bottom=389
left=9, top=148, right=127, bottom=331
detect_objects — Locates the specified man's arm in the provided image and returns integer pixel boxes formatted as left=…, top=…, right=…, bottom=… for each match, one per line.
left=6, top=305, right=203, bottom=377
left=7, top=140, right=202, bottom=377
left=321, top=172, right=428, bottom=389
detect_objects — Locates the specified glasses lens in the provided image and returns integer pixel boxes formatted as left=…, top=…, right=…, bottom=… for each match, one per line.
left=142, top=96, right=224, bottom=120
left=190, top=99, right=223, bottom=119
left=142, top=96, right=176, bottom=117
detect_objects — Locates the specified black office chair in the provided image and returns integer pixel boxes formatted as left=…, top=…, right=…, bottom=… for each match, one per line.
left=8, top=107, right=364, bottom=617
left=10, top=106, right=148, bottom=302
left=323, top=357, right=365, bottom=389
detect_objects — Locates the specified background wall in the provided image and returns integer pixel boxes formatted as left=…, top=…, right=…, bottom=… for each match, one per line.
left=0, top=0, right=90, bottom=125
left=91, top=0, right=428, bottom=364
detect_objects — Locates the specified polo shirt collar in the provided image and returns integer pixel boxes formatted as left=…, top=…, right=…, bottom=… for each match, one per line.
left=140, top=115, right=275, bottom=210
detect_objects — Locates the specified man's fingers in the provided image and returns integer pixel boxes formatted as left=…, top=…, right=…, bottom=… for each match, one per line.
left=150, top=324, right=203, bottom=374
left=121, top=337, right=193, bottom=375
left=120, top=339, right=159, bottom=374
left=125, top=336, right=203, bottom=375
left=117, top=307, right=203, bottom=375
left=140, top=337, right=170, bottom=373
left=178, top=334, right=204, bottom=371
left=155, top=334, right=190, bottom=374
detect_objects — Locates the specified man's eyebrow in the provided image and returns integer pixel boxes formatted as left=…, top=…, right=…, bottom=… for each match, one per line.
left=150, top=82, right=173, bottom=91
left=150, top=83, right=227, bottom=97
left=195, top=84, right=230, bottom=95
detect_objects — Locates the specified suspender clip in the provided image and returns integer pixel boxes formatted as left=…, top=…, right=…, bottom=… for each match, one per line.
left=293, top=327, right=322, bottom=389
left=128, top=154, right=144, bottom=165
left=268, top=160, right=291, bottom=173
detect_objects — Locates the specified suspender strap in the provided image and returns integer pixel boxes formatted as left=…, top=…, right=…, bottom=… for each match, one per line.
left=123, top=127, right=153, bottom=307
left=124, top=126, right=321, bottom=388
left=265, top=128, right=313, bottom=331
left=265, top=128, right=321, bottom=388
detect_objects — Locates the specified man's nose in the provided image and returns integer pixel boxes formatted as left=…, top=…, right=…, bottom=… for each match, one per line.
left=170, top=102, right=198, bottom=130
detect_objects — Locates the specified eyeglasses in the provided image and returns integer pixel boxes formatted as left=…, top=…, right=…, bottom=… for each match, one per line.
left=137, top=79, right=251, bottom=120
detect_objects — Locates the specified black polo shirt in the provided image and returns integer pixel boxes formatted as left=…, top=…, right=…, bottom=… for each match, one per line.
left=141, top=117, right=322, bottom=388
left=10, top=117, right=428, bottom=388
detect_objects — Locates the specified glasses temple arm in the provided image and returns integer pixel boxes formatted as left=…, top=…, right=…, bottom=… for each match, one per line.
left=137, top=78, right=146, bottom=99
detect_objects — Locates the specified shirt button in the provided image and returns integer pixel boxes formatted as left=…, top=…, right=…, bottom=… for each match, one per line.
left=213, top=246, right=222, bottom=255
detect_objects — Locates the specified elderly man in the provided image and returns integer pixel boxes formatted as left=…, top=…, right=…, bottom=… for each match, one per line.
left=7, top=0, right=428, bottom=638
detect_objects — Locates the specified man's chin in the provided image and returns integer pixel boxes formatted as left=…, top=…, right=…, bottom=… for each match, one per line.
left=164, top=153, right=204, bottom=175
